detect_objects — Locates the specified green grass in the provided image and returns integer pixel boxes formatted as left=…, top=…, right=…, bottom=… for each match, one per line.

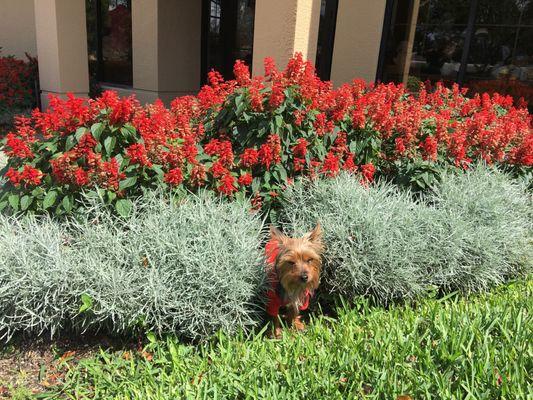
left=43, top=280, right=532, bottom=400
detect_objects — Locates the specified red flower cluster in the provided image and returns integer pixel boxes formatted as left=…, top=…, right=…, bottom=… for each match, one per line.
left=1, top=54, right=531, bottom=215
left=0, top=52, right=37, bottom=111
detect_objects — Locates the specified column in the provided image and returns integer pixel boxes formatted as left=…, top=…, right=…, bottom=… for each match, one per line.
left=131, top=0, right=202, bottom=104
left=34, top=0, right=89, bottom=109
left=330, top=0, right=387, bottom=85
left=252, top=0, right=321, bottom=75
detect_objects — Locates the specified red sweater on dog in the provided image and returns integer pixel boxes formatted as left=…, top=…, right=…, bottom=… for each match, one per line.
left=265, top=239, right=310, bottom=317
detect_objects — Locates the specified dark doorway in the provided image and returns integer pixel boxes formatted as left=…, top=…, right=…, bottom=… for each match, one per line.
left=86, top=0, right=133, bottom=87
left=315, top=0, right=339, bottom=81
left=201, top=0, right=256, bottom=83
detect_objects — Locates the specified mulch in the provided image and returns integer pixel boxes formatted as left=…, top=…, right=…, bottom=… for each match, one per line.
left=0, top=334, right=132, bottom=397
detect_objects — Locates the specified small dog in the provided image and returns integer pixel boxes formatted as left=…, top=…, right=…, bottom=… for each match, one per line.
left=265, top=223, right=323, bottom=337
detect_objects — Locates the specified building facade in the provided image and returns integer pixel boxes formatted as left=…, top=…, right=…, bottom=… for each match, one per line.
left=1, top=0, right=531, bottom=108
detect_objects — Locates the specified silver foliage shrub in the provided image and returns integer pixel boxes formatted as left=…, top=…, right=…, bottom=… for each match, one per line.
left=282, top=166, right=532, bottom=302
left=0, top=193, right=266, bottom=341
left=423, top=165, right=532, bottom=291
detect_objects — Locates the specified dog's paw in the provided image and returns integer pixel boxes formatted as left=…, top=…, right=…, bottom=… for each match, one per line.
left=267, top=327, right=283, bottom=339
left=293, top=318, right=305, bottom=331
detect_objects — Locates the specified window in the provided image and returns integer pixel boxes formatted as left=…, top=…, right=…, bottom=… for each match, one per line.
left=315, top=0, right=339, bottom=81
left=86, top=0, right=133, bottom=87
left=202, top=0, right=255, bottom=82
left=378, top=0, right=533, bottom=103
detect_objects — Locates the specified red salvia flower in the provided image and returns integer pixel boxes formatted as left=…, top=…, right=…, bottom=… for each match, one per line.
left=321, top=151, right=340, bottom=177
left=126, top=143, right=152, bottom=167
left=292, top=138, right=308, bottom=158
left=5, top=133, right=34, bottom=159
left=218, top=173, right=237, bottom=195
left=164, top=167, right=183, bottom=186
left=361, top=163, right=375, bottom=183
left=20, top=165, right=43, bottom=187
left=5, top=168, right=22, bottom=186
left=238, top=172, right=253, bottom=186
left=241, top=148, right=259, bottom=167
left=233, top=60, right=251, bottom=86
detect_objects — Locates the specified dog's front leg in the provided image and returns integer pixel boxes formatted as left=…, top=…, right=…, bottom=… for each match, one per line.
left=270, top=315, right=283, bottom=338
left=286, top=304, right=305, bottom=331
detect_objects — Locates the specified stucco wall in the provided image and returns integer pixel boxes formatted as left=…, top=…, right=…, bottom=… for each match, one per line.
left=0, top=0, right=37, bottom=58
left=330, top=0, right=386, bottom=85
left=252, top=0, right=321, bottom=75
left=132, top=0, right=201, bottom=103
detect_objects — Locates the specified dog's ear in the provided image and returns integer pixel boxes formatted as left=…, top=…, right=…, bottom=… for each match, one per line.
left=269, top=225, right=288, bottom=245
left=305, top=222, right=323, bottom=248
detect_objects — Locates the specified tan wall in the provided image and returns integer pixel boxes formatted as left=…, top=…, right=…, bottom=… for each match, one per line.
left=0, top=0, right=37, bottom=58
left=330, top=0, right=386, bottom=85
left=132, top=0, right=201, bottom=104
left=34, top=0, right=89, bottom=108
left=252, top=0, right=321, bottom=75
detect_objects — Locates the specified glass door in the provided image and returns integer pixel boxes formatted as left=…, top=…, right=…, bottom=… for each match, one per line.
left=201, top=0, right=256, bottom=82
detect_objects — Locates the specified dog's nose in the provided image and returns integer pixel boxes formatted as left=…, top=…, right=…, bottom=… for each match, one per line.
left=300, top=273, right=308, bottom=282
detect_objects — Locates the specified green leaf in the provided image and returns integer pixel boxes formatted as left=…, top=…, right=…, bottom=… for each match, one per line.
left=107, top=191, right=117, bottom=203
left=8, top=194, right=19, bottom=210
left=151, top=165, right=164, bottom=178
left=275, top=115, right=283, bottom=128
left=235, top=94, right=245, bottom=116
left=278, top=166, right=288, bottom=183
left=65, top=135, right=76, bottom=151
left=251, top=178, right=260, bottom=194
left=43, top=190, right=58, bottom=209
left=79, top=293, right=93, bottom=313
left=91, top=122, right=104, bottom=140
left=146, top=332, right=157, bottom=344
left=104, top=136, right=117, bottom=155
left=44, top=141, right=58, bottom=153
left=75, top=127, right=87, bottom=142
left=121, top=123, right=137, bottom=136
left=62, top=195, right=72, bottom=212
left=119, top=176, right=137, bottom=191
left=115, top=154, right=124, bottom=167
left=20, top=195, right=32, bottom=211
left=116, top=199, right=133, bottom=217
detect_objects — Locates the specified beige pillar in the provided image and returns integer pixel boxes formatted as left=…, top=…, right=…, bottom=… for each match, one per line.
left=252, top=0, right=321, bottom=75
left=330, top=0, right=387, bottom=85
left=131, top=0, right=201, bottom=104
left=0, top=0, right=37, bottom=59
left=34, top=0, right=89, bottom=109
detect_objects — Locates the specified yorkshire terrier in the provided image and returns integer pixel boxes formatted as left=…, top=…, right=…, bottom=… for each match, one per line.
left=265, top=223, right=323, bottom=338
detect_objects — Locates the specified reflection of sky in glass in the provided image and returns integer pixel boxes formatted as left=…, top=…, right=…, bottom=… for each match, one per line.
left=108, top=0, right=129, bottom=11
left=210, top=0, right=222, bottom=34
left=516, top=0, right=530, bottom=13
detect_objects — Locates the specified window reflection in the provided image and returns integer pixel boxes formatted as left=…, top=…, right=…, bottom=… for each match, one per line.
left=203, top=0, right=255, bottom=81
left=86, top=0, right=133, bottom=87
left=379, top=0, right=533, bottom=105
left=465, top=0, right=533, bottom=103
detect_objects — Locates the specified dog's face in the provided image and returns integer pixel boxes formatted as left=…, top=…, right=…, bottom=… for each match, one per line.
left=270, top=224, right=323, bottom=297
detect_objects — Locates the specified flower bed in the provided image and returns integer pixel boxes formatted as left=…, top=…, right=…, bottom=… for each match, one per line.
left=0, top=54, right=531, bottom=217
left=0, top=166, right=529, bottom=341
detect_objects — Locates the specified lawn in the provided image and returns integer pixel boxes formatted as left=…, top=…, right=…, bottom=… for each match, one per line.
left=36, top=279, right=532, bottom=400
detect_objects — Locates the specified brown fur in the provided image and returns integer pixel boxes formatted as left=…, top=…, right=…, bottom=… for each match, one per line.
left=269, top=223, right=323, bottom=337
